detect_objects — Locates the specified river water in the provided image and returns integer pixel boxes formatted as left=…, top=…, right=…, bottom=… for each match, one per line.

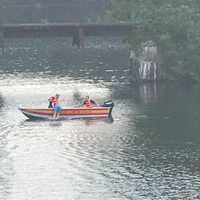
left=0, top=38, right=200, bottom=200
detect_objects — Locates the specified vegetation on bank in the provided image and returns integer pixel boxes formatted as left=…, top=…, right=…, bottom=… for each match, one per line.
left=108, top=0, right=200, bottom=81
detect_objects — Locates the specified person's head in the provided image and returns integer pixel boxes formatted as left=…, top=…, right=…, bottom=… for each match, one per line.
left=85, top=96, right=89, bottom=100
left=56, top=94, right=60, bottom=98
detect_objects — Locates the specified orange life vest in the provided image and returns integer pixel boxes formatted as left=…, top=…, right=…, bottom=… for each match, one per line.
left=84, top=99, right=93, bottom=108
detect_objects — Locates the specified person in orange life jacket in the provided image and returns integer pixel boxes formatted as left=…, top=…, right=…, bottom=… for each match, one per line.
left=48, top=96, right=56, bottom=108
left=52, top=94, right=62, bottom=119
left=83, top=96, right=97, bottom=108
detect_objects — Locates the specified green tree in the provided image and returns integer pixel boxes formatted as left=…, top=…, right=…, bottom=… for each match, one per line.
left=110, top=0, right=200, bottom=81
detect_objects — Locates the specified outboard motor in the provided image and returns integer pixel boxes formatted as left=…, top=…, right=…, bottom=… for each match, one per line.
left=103, top=100, right=114, bottom=108
left=102, top=100, right=114, bottom=117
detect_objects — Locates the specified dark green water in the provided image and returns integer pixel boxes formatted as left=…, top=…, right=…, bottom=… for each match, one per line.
left=0, top=38, right=200, bottom=200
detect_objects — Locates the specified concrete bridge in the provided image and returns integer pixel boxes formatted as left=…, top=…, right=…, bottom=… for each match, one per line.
left=0, top=23, right=136, bottom=48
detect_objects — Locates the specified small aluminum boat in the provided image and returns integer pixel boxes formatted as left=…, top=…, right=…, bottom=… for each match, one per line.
left=19, top=101, right=114, bottom=120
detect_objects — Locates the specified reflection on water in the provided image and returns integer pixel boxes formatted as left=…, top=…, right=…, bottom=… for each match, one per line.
left=23, top=116, right=114, bottom=127
left=0, top=94, right=5, bottom=109
left=0, top=39, right=200, bottom=199
left=139, top=83, right=158, bottom=104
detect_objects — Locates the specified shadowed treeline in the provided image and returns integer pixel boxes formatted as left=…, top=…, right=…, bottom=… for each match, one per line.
left=0, top=0, right=111, bottom=24
left=110, top=0, right=200, bottom=82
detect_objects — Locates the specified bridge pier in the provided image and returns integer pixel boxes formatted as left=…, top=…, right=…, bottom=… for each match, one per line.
left=129, top=49, right=140, bottom=82
left=0, top=27, right=4, bottom=55
left=72, top=27, right=85, bottom=48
